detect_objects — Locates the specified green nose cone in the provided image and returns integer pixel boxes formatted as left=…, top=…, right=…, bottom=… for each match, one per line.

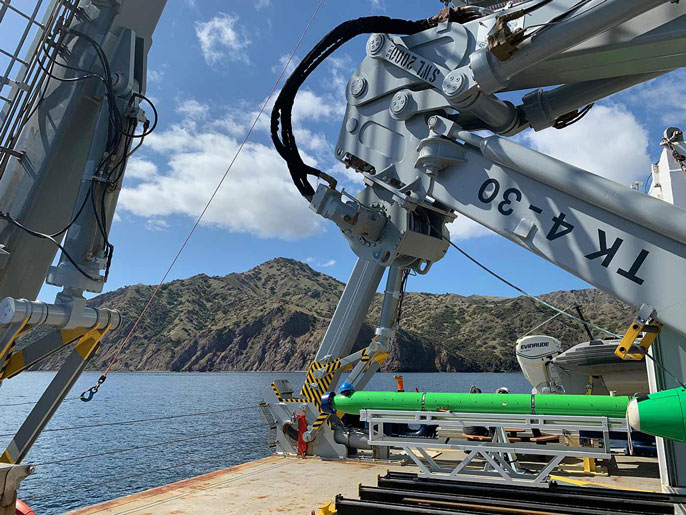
left=628, top=388, right=686, bottom=443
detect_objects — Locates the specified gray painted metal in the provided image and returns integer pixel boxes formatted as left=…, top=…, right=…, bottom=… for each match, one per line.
left=314, top=258, right=384, bottom=363
left=0, top=0, right=166, bottom=300
left=261, top=381, right=348, bottom=459
left=312, top=0, right=686, bottom=470
left=3, top=340, right=98, bottom=464
left=361, top=408, right=623, bottom=486
left=467, top=0, right=671, bottom=94
left=0, top=0, right=165, bottom=470
left=0, top=296, right=120, bottom=330
left=435, top=131, right=686, bottom=337
left=520, top=72, right=666, bottom=133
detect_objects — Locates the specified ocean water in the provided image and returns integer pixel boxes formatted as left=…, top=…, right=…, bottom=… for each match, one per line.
left=1, top=371, right=529, bottom=514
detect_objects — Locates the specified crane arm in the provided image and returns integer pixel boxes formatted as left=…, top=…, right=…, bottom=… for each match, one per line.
left=294, top=0, right=686, bottom=342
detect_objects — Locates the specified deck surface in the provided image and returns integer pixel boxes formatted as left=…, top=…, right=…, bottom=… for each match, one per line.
left=69, top=455, right=404, bottom=514
left=69, top=453, right=662, bottom=515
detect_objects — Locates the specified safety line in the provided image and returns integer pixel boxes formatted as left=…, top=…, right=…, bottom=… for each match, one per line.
left=32, top=424, right=264, bottom=466
left=445, top=238, right=621, bottom=338
left=447, top=238, right=686, bottom=387
left=522, top=303, right=576, bottom=337
left=0, top=404, right=260, bottom=438
left=2, top=396, right=81, bottom=407
left=93, top=0, right=326, bottom=386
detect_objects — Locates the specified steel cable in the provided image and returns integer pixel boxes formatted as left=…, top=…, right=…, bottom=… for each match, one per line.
left=82, top=0, right=326, bottom=401
left=445, top=237, right=621, bottom=338
left=0, top=404, right=260, bottom=437
left=446, top=237, right=686, bottom=388
left=32, top=423, right=264, bottom=467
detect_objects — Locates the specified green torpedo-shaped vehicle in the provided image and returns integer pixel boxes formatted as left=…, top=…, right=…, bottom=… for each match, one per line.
left=320, top=387, right=686, bottom=443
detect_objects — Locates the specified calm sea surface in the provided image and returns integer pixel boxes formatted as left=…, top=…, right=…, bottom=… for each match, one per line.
left=1, top=371, right=529, bottom=514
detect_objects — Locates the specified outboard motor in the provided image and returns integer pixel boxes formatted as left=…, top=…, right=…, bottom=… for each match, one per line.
left=516, top=335, right=564, bottom=394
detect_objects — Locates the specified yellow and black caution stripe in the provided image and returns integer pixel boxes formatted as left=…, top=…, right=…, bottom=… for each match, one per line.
left=271, top=382, right=302, bottom=403
left=312, top=413, right=330, bottom=430
left=360, top=348, right=370, bottom=363
left=300, top=358, right=342, bottom=410
left=0, top=317, right=30, bottom=381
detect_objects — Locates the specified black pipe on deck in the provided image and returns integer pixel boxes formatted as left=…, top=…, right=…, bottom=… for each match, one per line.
left=334, top=472, right=686, bottom=514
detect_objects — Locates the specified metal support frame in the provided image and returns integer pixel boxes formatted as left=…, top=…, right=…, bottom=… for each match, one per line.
left=0, top=464, right=33, bottom=515
left=1, top=323, right=110, bottom=464
left=315, top=258, right=384, bottom=363
left=361, top=409, right=623, bottom=486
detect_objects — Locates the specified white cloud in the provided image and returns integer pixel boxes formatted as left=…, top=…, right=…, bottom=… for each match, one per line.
left=303, top=257, right=336, bottom=267
left=144, top=218, right=170, bottom=231
left=120, top=124, right=322, bottom=240
left=521, top=103, right=651, bottom=185
left=619, top=70, right=686, bottom=126
left=195, top=13, right=251, bottom=65
left=176, top=99, right=209, bottom=120
left=272, top=53, right=300, bottom=76
left=447, top=216, right=494, bottom=241
left=255, top=0, right=271, bottom=9
left=324, top=55, right=354, bottom=97
left=126, top=157, right=158, bottom=180
left=147, top=69, right=164, bottom=83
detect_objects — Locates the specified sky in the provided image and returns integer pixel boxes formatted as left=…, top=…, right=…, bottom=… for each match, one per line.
left=20, top=0, right=686, bottom=302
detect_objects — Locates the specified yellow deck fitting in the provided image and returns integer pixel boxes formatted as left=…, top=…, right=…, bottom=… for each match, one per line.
left=615, top=319, right=663, bottom=360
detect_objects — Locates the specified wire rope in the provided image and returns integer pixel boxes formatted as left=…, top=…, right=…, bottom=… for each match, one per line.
left=0, top=404, right=260, bottom=437
left=82, top=0, right=327, bottom=401
left=32, top=424, right=264, bottom=467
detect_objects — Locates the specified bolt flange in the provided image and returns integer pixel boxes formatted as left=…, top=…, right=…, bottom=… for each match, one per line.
left=346, top=118, right=359, bottom=133
left=390, top=91, right=410, bottom=114
left=350, top=76, right=367, bottom=98
left=442, top=71, right=467, bottom=99
left=367, top=33, right=385, bottom=55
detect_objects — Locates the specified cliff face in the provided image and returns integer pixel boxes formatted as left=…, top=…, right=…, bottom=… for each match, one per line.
left=24, top=258, right=634, bottom=372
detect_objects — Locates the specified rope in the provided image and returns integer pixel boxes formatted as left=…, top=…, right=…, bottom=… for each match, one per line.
left=82, top=0, right=326, bottom=400
left=2, top=396, right=81, bottom=407
left=22, top=444, right=270, bottom=502
left=32, top=424, right=264, bottom=466
left=446, top=238, right=686, bottom=388
left=522, top=303, right=576, bottom=337
left=445, top=238, right=621, bottom=338
left=0, top=404, right=260, bottom=438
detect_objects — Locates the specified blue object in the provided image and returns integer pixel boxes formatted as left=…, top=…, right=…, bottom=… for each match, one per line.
left=320, top=392, right=334, bottom=414
left=339, top=382, right=355, bottom=396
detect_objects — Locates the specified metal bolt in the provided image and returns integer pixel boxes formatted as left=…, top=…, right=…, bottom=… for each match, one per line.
left=336, top=148, right=343, bottom=156
left=367, top=33, right=384, bottom=55
left=428, top=116, right=439, bottom=128
left=346, top=118, right=358, bottom=133
left=350, top=76, right=367, bottom=97
left=442, top=71, right=466, bottom=98
left=390, top=91, right=410, bottom=114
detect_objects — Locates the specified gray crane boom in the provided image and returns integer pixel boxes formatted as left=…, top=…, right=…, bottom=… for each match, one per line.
left=0, top=0, right=166, bottom=467
left=261, top=0, right=686, bottom=489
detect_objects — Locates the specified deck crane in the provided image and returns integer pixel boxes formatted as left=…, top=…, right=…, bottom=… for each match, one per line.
left=0, top=0, right=684, bottom=504
left=265, top=0, right=686, bottom=494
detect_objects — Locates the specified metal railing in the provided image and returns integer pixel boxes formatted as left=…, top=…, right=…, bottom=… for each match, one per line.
left=0, top=0, right=79, bottom=178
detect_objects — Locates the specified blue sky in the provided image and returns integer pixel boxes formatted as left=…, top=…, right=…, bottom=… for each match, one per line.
left=29, top=0, right=686, bottom=301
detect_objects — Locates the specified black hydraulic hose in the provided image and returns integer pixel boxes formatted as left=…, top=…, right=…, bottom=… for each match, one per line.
left=271, top=8, right=484, bottom=200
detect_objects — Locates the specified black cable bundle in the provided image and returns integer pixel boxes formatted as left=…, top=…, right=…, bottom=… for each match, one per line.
left=271, top=9, right=482, bottom=200
left=5, top=28, right=158, bottom=283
